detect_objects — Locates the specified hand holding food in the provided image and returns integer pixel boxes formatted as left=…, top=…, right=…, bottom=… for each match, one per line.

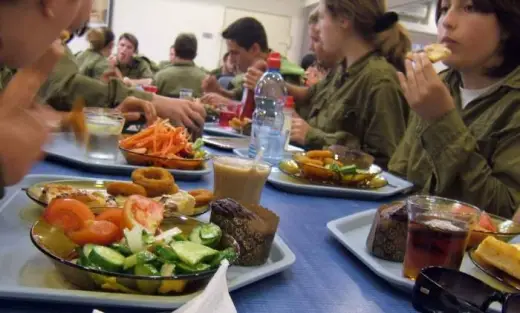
left=201, top=75, right=221, bottom=94
left=406, top=44, right=452, bottom=63
left=153, top=95, right=205, bottom=132
left=398, top=53, right=456, bottom=121
left=200, top=92, right=232, bottom=108
left=290, top=116, right=311, bottom=146
left=115, top=96, right=157, bottom=126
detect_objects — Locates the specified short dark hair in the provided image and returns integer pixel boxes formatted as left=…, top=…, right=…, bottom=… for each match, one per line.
left=222, top=17, right=268, bottom=52
left=119, top=33, right=139, bottom=53
left=174, top=33, right=197, bottom=60
left=436, top=0, right=520, bottom=77
left=301, top=53, right=317, bottom=71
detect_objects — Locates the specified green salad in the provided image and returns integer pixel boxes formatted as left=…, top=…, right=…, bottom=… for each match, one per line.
left=72, top=223, right=237, bottom=277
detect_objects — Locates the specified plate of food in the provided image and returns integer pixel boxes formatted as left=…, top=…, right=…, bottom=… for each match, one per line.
left=229, top=117, right=252, bottom=136
left=469, top=237, right=520, bottom=291
left=25, top=167, right=213, bottom=217
left=268, top=148, right=413, bottom=199
left=327, top=204, right=519, bottom=300
left=203, top=123, right=246, bottom=138
left=119, top=120, right=209, bottom=171
left=31, top=195, right=238, bottom=296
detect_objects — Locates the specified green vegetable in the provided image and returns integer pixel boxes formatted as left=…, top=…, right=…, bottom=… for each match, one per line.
left=134, top=264, right=161, bottom=294
left=171, top=241, right=218, bottom=266
left=123, top=251, right=157, bottom=270
left=192, top=138, right=204, bottom=150
left=154, top=244, right=178, bottom=262
left=189, top=223, right=222, bottom=247
left=176, top=262, right=211, bottom=274
left=339, top=165, right=357, bottom=175
left=209, top=248, right=237, bottom=267
left=160, top=263, right=176, bottom=276
left=173, top=234, right=188, bottom=241
left=142, top=231, right=156, bottom=245
left=110, top=243, right=132, bottom=256
left=88, top=246, right=125, bottom=272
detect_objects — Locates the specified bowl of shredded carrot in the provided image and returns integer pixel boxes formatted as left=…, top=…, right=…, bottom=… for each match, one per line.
left=119, top=119, right=209, bottom=170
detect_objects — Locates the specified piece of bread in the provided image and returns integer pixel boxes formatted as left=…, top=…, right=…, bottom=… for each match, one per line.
left=407, top=43, right=452, bottom=63
left=475, top=237, right=520, bottom=280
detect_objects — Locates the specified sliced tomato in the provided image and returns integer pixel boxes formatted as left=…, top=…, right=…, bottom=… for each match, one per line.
left=67, top=220, right=121, bottom=246
left=478, top=212, right=497, bottom=232
left=122, top=195, right=164, bottom=234
left=96, top=208, right=124, bottom=239
left=451, top=203, right=477, bottom=215
left=43, top=198, right=95, bottom=233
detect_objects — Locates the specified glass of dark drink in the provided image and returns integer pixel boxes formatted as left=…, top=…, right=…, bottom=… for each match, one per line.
left=403, top=195, right=480, bottom=280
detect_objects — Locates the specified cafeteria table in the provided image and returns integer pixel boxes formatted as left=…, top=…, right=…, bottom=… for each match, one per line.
left=0, top=148, right=416, bottom=313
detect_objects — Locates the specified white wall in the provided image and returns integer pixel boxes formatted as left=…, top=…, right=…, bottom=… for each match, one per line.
left=68, top=0, right=306, bottom=70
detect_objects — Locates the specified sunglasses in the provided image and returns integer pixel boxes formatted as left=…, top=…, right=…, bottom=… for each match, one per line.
left=413, top=267, right=520, bottom=313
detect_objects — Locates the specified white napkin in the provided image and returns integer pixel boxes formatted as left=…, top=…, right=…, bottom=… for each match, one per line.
left=92, top=260, right=236, bottom=313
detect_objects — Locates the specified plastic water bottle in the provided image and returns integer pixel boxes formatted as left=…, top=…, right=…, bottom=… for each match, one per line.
left=248, top=52, right=287, bottom=164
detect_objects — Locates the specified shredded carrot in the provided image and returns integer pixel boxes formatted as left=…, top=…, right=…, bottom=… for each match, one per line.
left=119, top=119, right=195, bottom=159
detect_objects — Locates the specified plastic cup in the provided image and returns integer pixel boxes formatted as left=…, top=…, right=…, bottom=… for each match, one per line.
left=84, top=108, right=125, bottom=161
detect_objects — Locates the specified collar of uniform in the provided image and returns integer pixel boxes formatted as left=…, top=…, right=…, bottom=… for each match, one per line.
left=340, top=50, right=379, bottom=77
left=443, top=65, right=520, bottom=91
left=119, top=57, right=139, bottom=70
left=173, top=60, right=195, bottom=67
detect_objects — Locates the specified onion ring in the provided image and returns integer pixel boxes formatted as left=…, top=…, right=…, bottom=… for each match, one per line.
left=131, top=167, right=174, bottom=197
left=188, top=189, right=214, bottom=207
left=106, top=182, right=147, bottom=197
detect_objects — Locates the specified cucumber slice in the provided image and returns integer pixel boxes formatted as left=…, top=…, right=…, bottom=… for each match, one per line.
left=176, top=262, right=211, bottom=274
left=171, top=241, right=218, bottom=266
left=155, top=244, right=178, bottom=262
left=160, top=263, right=176, bottom=276
left=123, top=251, right=157, bottom=270
left=155, top=227, right=182, bottom=243
left=83, top=244, right=96, bottom=258
left=134, top=264, right=161, bottom=294
left=89, top=246, right=125, bottom=272
left=173, top=234, right=187, bottom=241
left=78, top=244, right=95, bottom=266
left=189, top=224, right=222, bottom=247
left=188, top=226, right=203, bottom=244
left=110, top=243, right=132, bottom=256
left=124, top=226, right=144, bottom=253
left=339, top=165, right=357, bottom=175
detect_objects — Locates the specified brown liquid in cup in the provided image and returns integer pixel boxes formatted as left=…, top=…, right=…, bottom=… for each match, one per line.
left=213, top=156, right=271, bottom=206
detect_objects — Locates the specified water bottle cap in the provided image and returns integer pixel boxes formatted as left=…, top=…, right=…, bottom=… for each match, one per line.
left=267, top=52, right=281, bottom=70
left=285, top=96, right=295, bottom=109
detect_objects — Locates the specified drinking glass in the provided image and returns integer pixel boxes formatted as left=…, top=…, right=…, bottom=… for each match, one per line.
left=84, top=108, right=125, bottom=161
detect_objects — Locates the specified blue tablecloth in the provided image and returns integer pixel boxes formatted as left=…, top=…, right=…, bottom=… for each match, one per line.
left=0, top=149, right=416, bottom=313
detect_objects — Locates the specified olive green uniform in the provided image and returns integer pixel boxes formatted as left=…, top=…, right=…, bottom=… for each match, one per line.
left=42, top=47, right=153, bottom=111
left=229, top=53, right=305, bottom=100
left=75, top=49, right=109, bottom=80
left=389, top=67, right=520, bottom=218
left=154, top=60, right=206, bottom=98
left=157, top=60, right=173, bottom=72
left=117, top=56, right=154, bottom=80
left=298, top=52, right=409, bottom=168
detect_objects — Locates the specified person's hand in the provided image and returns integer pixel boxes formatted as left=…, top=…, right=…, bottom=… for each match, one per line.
left=397, top=53, right=455, bottom=121
left=291, top=114, right=310, bottom=146
left=123, top=77, right=134, bottom=87
left=115, top=96, right=157, bottom=126
left=100, top=67, right=123, bottom=83
left=108, top=55, right=118, bottom=68
left=28, top=40, right=65, bottom=78
left=201, top=75, right=221, bottom=94
left=244, top=60, right=268, bottom=90
left=152, top=95, right=206, bottom=132
left=0, top=99, right=58, bottom=185
left=200, top=92, right=232, bottom=108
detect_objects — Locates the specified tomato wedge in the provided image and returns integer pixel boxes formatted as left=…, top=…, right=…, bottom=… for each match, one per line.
left=43, top=198, right=95, bottom=233
left=122, top=195, right=164, bottom=234
left=96, top=208, right=124, bottom=229
left=67, top=220, right=121, bottom=246
left=478, top=212, right=497, bottom=232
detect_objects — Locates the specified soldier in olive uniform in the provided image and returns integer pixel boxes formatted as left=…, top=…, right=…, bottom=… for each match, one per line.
left=76, top=27, right=115, bottom=80
left=0, top=0, right=93, bottom=197
left=201, top=17, right=304, bottom=106
left=390, top=0, right=520, bottom=218
left=154, top=33, right=206, bottom=98
left=280, top=1, right=411, bottom=169
left=156, top=45, right=176, bottom=73
left=112, top=33, right=154, bottom=86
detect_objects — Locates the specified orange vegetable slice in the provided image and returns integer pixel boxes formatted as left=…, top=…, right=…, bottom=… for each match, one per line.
left=43, top=198, right=95, bottom=233
left=122, top=195, right=164, bottom=234
left=68, top=220, right=121, bottom=246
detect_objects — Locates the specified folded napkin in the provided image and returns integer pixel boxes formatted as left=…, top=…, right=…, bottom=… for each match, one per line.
left=93, top=260, right=236, bottom=313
